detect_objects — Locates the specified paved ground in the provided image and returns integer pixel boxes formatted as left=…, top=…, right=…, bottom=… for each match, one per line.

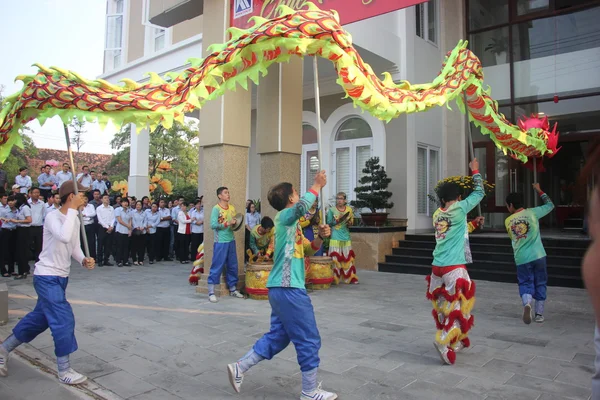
left=0, top=261, right=596, bottom=400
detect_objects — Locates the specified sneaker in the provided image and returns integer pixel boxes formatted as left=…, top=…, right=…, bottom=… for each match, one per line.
left=227, top=362, right=243, bottom=393
left=534, top=314, right=545, bottom=323
left=452, top=337, right=470, bottom=353
left=123, top=263, right=131, bottom=267
left=230, top=290, right=244, bottom=299
left=0, top=346, right=9, bottom=377
left=433, top=342, right=456, bottom=365
left=117, top=263, right=123, bottom=268
left=209, top=294, right=218, bottom=303
left=104, top=262, right=114, bottom=266
left=300, top=383, right=338, bottom=400
left=58, top=368, right=87, bottom=385
left=522, top=304, right=532, bottom=325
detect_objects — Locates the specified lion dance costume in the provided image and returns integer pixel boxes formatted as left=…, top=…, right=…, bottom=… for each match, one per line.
left=427, top=171, right=484, bottom=365
left=326, top=206, right=357, bottom=284
left=188, top=243, right=205, bottom=285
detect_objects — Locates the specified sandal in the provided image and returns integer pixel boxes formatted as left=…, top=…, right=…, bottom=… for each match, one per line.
left=133, top=262, right=139, bottom=266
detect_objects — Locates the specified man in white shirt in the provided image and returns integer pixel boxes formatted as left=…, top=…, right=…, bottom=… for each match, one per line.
left=55, top=163, right=73, bottom=189
left=114, top=198, right=133, bottom=267
left=96, top=194, right=115, bottom=267
left=91, top=178, right=107, bottom=196
left=156, top=199, right=172, bottom=262
left=28, top=188, right=47, bottom=262
left=76, top=166, right=92, bottom=192
left=0, top=180, right=94, bottom=385
left=15, top=167, right=32, bottom=194
left=81, top=196, right=97, bottom=262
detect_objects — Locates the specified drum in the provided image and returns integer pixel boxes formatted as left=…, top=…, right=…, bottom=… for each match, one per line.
left=245, top=261, right=273, bottom=300
left=307, top=256, right=334, bottom=290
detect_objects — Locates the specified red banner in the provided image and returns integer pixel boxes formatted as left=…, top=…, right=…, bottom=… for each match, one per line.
left=230, top=0, right=428, bottom=29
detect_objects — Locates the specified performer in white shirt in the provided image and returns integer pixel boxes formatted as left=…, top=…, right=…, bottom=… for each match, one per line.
left=96, top=194, right=115, bottom=266
left=81, top=197, right=97, bottom=261
left=55, top=163, right=73, bottom=189
left=14, top=167, right=32, bottom=194
left=0, top=180, right=95, bottom=385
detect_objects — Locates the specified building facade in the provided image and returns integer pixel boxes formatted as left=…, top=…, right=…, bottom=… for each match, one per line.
left=100, top=0, right=599, bottom=233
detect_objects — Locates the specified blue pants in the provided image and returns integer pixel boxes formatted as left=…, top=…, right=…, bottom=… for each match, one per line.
left=517, top=257, right=547, bottom=304
left=13, top=276, right=78, bottom=357
left=253, top=287, right=321, bottom=372
left=207, top=241, right=239, bottom=289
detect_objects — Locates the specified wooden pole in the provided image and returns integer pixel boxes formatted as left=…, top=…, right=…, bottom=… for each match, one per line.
left=462, top=91, right=482, bottom=217
left=63, top=124, right=90, bottom=258
left=533, top=159, right=538, bottom=206
left=313, top=57, right=325, bottom=224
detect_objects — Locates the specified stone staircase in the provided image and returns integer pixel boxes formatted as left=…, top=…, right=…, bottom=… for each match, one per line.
left=379, top=234, right=589, bottom=288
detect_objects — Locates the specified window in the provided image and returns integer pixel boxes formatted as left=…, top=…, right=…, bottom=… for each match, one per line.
left=301, top=124, right=319, bottom=194
left=104, top=0, right=125, bottom=72
left=142, top=0, right=171, bottom=55
left=417, top=145, right=440, bottom=215
left=334, top=118, right=373, bottom=201
left=154, top=27, right=166, bottom=52
left=416, top=0, right=437, bottom=44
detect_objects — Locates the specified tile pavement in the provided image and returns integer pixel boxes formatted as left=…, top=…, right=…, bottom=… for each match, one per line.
left=0, top=261, right=596, bottom=399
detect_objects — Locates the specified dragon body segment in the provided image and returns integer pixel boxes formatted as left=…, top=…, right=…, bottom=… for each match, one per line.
left=0, top=3, right=558, bottom=163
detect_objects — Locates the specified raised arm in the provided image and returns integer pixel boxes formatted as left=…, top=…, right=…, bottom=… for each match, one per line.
left=459, top=159, right=485, bottom=214
left=531, top=184, right=555, bottom=219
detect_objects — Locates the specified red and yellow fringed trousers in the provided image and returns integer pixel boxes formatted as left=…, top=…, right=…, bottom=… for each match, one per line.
left=426, top=265, right=475, bottom=364
left=328, top=240, right=358, bottom=284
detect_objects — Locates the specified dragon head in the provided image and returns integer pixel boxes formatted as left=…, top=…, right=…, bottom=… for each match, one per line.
left=517, top=114, right=561, bottom=172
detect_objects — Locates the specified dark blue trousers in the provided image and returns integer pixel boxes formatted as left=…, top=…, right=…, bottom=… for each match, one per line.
left=517, top=257, right=548, bottom=302
left=253, top=287, right=321, bottom=372
left=207, top=241, right=238, bottom=289
left=13, top=275, right=78, bottom=357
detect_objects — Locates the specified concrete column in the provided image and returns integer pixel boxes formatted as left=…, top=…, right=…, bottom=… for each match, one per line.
left=196, top=0, right=251, bottom=297
left=257, top=59, right=304, bottom=219
left=128, top=123, right=150, bottom=198
left=441, top=0, right=467, bottom=177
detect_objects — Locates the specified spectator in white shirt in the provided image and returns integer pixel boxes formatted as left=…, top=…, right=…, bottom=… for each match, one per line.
left=177, top=202, right=192, bottom=264
left=91, top=179, right=107, bottom=196
left=190, top=197, right=204, bottom=262
left=156, top=199, right=172, bottom=261
left=0, top=180, right=95, bottom=386
left=145, top=202, right=161, bottom=264
left=76, top=166, right=92, bottom=192
left=96, top=194, right=115, bottom=266
left=15, top=167, right=32, bottom=194
left=55, top=163, right=73, bottom=189
left=114, top=198, right=132, bottom=267
left=81, top=196, right=97, bottom=261
left=12, top=194, right=32, bottom=279
left=28, top=188, right=47, bottom=262
left=46, top=193, right=61, bottom=215
left=131, top=201, right=147, bottom=266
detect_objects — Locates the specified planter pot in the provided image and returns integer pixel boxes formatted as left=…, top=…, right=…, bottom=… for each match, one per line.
left=360, top=213, right=389, bottom=227
left=495, top=51, right=507, bottom=65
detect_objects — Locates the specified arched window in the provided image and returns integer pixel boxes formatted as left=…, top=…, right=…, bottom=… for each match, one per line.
left=301, top=124, right=319, bottom=193
left=333, top=118, right=373, bottom=200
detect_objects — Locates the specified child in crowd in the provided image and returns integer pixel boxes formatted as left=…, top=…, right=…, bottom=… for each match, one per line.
left=505, top=183, right=555, bottom=324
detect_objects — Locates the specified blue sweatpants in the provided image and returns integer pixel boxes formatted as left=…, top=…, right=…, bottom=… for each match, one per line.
left=253, top=287, right=321, bottom=372
left=207, top=241, right=239, bottom=289
left=517, top=257, right=547, bottom=304
left=13, top=275, right=78, bottom=357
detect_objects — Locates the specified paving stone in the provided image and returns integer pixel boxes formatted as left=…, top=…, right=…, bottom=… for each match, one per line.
left=342, top=365, right=417, bottom=388
left=455, top=376, right=542, bottom=399
left=110, top=354, right=167, bottom=378
left=487, top=333, right=549, bottom=347
left=94, top=370, right=156, bottom=398
left=400, top=379, right=484, bottom=400
left=506, top=374, right=591, bottom=400
left=572, top=352, right=595, bottom=366
left=144, top=369, right=229, bottom=399
left=459, top=345, right=536, bottom=367
left=358, top=320, right=407, bottom=332
left=483, top=358, right=561, bottom=381
left=70, top=354, right=122, bottom=379
left=129, top=388, right=184, bottom=400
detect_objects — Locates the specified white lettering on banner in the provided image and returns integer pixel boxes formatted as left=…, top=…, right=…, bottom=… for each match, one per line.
left=234, top=0, right=253, bottom=19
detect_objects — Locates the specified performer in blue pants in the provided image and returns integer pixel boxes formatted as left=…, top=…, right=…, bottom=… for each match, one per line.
left=0, top=181, right=95, bottom=385
left=207, top=186, right=244, bottom=303
left=227, top=171, right=337, bottom=400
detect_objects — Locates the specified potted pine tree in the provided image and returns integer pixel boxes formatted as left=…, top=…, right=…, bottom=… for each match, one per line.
left=350, top=157, right=394, bottom=226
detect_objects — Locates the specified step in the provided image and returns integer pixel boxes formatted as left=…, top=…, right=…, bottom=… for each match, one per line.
left=378, top=263, right=583, bottom=288
left=383, top=255, right=582, bottom=277
left=404, top=234, right=590, bottom=249
left=391, top=248, right=583, bottom=266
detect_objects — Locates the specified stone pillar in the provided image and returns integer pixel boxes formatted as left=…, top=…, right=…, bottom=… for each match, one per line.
left=441, top=0, right=467, bottom=177
left=196, top=0, right=250, bottom=297
left=257, top=59, right=304, bottom=219
left=128, top=123, right=150, bottom=198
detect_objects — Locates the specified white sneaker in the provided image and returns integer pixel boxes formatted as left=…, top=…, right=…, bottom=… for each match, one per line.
left=0, top=346, right=8, bottom=377
left=229, top=290, right=244, bottom=299
left=209, top=294, right=218, bottom=303
left=227, top=362, right=243, bottom=393
left=300, top=382, right=338, bottom=400
left=534, top=314, right=545, bottom=323
left=58, top=368, right=87, bottom=385
left=523, top=304, right=532, bottom=325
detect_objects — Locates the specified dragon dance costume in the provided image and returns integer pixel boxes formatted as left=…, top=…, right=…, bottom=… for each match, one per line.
left=327, top=206, right=357, bottom=284
left=427, top=171, right=484, bottom=365
left=299, top=205, right=323, bottom=257
left=249, top=224, right=275, bottom=258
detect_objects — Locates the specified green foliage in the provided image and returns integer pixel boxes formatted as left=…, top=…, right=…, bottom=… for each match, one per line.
left=108, top=121, right=199, bottom=195
left=350, top=157, right=394, bottom=213
left=251, top=198, right=261, bottom=213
